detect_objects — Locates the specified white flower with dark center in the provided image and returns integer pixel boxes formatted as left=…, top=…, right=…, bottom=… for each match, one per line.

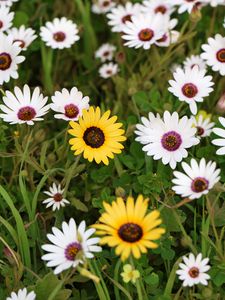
left=122, top=13, right=165, bottom=50
left=141, top=0, right=175, bottom=16
left=107, top=2, right=142, bottom=33
left=7, top=25, right=37, bottom=50
left=168, top=66, right=214, bottom=115
left=0, top=0, right=18, bottom=7
left=183, top=55, right=207, bottom=71
left=212, top=117, right=225, bottom=155
left=155, top=17, right=179, bottom=47
left=92, top=0, right=115, bottom=14
left=40, top=17, right=79, bottom=50
left=0, top=6, right=13, bottom=32
left=42, top=218, right=102, bottom=274
left=176, top=253, right=210, bottom=287
left=51, top=87, right=90, bottom=121
left=43, top=183, right=70, bottom=211
left=0, top=84, right=50, bottom=125
left=6, top=288, right=36, bottom=300
left=172, top=158, right=220, bottom=199
left=0, top=33, right=25, bottom=84
left=201, top=34, right=225, bottom=76
left=135, top=111, right=199, bottom=169
left=99, top=62, right=118, bottom=78
left=95, top=43, right=116, bottom=62
left=168, top=0, right=203, bottom=14
left=192, top=114, right=214, bottom=138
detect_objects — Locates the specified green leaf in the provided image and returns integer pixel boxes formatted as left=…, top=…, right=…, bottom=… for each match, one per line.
left=13, top=11, right=29, bottom=26
left=144, top=272, right=159, bottom=286
left=71, top=198, right=88, bottom=212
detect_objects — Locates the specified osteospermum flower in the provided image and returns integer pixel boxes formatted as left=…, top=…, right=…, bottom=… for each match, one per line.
left=42, top=183, right=70, bottom=211
left=106, top=2, right=142, bottom=33
left=0, top=6, right=14, bottom=32
left=141, top=0, right=175, bottom=16
left=95, top=43, right=116, bottom=62
left=7, top=25, right=37, bottom=50
left=155, top=17, right=179, bottom=48
left=68, top=106, right=126, bottom=165
left=212, top=117, right=225, bottom=155
left=92, top=0, right=115, bottom=14
left=192, top=113, right=214, bottom=138
left=0, top=85, right=50, bottom=125
left=176, top=253, right=210, bottom=287
left=135, top=111, right=199, bottom=169
left=122, top=13, right=165, bottom=50
left=99, top=62, right=119, bottom=78
left=0, top=0, right=18, bottom=6
left=201, top=34, right=225, bottom=76
left=42, top=218, right=102, bottom=274
left=183, top=55, right=207, bottom=71
left=121, top=264, right=140, bottom=284
left=6, top=288, right=36, bottom=300
left=40, top=17, right=79, bottom=50
left=168, top=66, right=214, bottom=115
left=172, top=158, right=220, bottom=199
left=0, top=33, right=25, bottom=84
left=93, top=195, right=165, bottom=261
left=51, top=87, right=90, bottom=121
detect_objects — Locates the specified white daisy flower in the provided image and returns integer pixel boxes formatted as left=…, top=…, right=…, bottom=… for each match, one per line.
left=0, top=0, right=18, bottom=7
left=95, top=43, right=116, bottom=62
left=43, top=183, right=70, bottom=211
left=0, top=33, right=25, bottom=84
left=168, top=0, right=203, bottom=14
left=155, top=17, right=179, bottom=47
left=141, top=0, right=175, bottom=16
left=6, top=288, right=36, bottom=300
left=106, top=2, right=142, bottom=33
left=135, top=111, right=199, bottom=169
left=172, top=158, right=220, bottom=199
left=0, top=6, right=14, bottom=32
left=42, top=218, right=102, bottom=275
left=0, top=84, right=50, bottom=125
left=99, top=62, right=118, bottom=78
left=40, top=17, right=80, bottom=50
left=201, top=34, right=225, bottom=76
left=201, top=0, right=225, bottom=6
left=212, top=117, right=225, bottom=155
left=168, top=66, right=214, bottom=115
left=176, top=253, right=210, bottom=287
left=183, top=55, right=207, bottom=71
left=92, top=0, right=115, bottom=14
left=51, top=87, right=90, bottom=121
left=192, top=114, right=214, bottom=138
left=122, top=13, right=165, bottom=50
left=7, top=25, right=37, bottom=50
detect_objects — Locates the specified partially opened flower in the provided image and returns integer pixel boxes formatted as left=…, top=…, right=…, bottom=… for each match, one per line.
left=95, top=43, right=116, bottom=62
left=93, top=195, right=165, bottom=261
left=0, top=33, right=25, bottom=84
left=42, top=218, right=102, bottom=274
left=7, top=25, right=37, bottom=50
left=0, top=85, right=50, bottom=125
left=0, top=6, right=14, bottom=32
left=121, top=264, right=140, bottom=284
left=172, top=158, right=220, bottom=199
left=155, top=16, right=179, bottom=48
left=107, top=2, right=142, bottom=33
left=43, top=183, right=70, bottom=211
left=192, top=112, right=214, bottom=138
left=68, top=107, right=126, bottom=165
left=176, top=253, right=210, bottom=287
left=212, top=117, right=225, bottom=155
left=99, top=62, right=119, bottom=78
left=0, top=0, right=18, bottom=7
left=6, top=288, right=36, bottom=300
left=168, top=66, right=214, bottom=115
left=40, top=17, right=79, bottom=49
left=183, top=55, right=207, bottom=71
left=201, top=34, right=225, bottom=76
left=51, top=87, right=90, bottom=121
left=135, top=111, right=199, bottom=169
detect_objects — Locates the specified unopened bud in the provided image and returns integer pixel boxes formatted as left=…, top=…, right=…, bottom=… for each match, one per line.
left=115, top=51, right=125, bottom=64
left=216, top=92, right=225, bottom=114
left=190, top=4, right=202, bottom=23
left=34, top=129, right=46, bottom=142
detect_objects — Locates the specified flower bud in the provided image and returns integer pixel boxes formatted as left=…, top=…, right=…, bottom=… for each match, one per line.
left=216, top=92, right=225, bottom=114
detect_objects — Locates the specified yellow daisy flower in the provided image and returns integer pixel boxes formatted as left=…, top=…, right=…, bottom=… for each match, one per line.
left=92, top=195, right=165, bottom=261
left=68, top=106, right=126, bottom=165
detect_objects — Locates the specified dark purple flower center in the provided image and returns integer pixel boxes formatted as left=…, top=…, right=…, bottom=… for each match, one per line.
left=65, top=242, right=82, bottom=261
left=196, top=126, right=204, bottom=136
left=138, top=29, right=154, bottom=42
left=155, top=6, right=167, bottom=14
left=0, top=52, right=12, bottom=70
left=17, top=106, right=36, bottom=121
left=118, top=223, right=143, bottom=243
left=53, top=31, right=66, bottom=42
left=14, top=39, right=26, bottom=49
left=191, top=177, right=209, bottom=193
left=188, top=267, right=199, bottom=278
left=83, top=126, right=105, bottom=148
left=161, top=131, right=182, bottom=151
left=122, top=14, right=132, bottom=24
left=0, top=21, right=3, bottom=29
left=64, top=104, right=79, bottom=119
left=53, top=193, right=63, bottom=202
left=216, top=48, right=225, bottom=63
left=182, top=83, right=198, bottom=98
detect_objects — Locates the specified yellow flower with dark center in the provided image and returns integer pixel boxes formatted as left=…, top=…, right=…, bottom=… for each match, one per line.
left=68, top=107, right=126, bottom=165
left=92, top=195, right=165, bottom=261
